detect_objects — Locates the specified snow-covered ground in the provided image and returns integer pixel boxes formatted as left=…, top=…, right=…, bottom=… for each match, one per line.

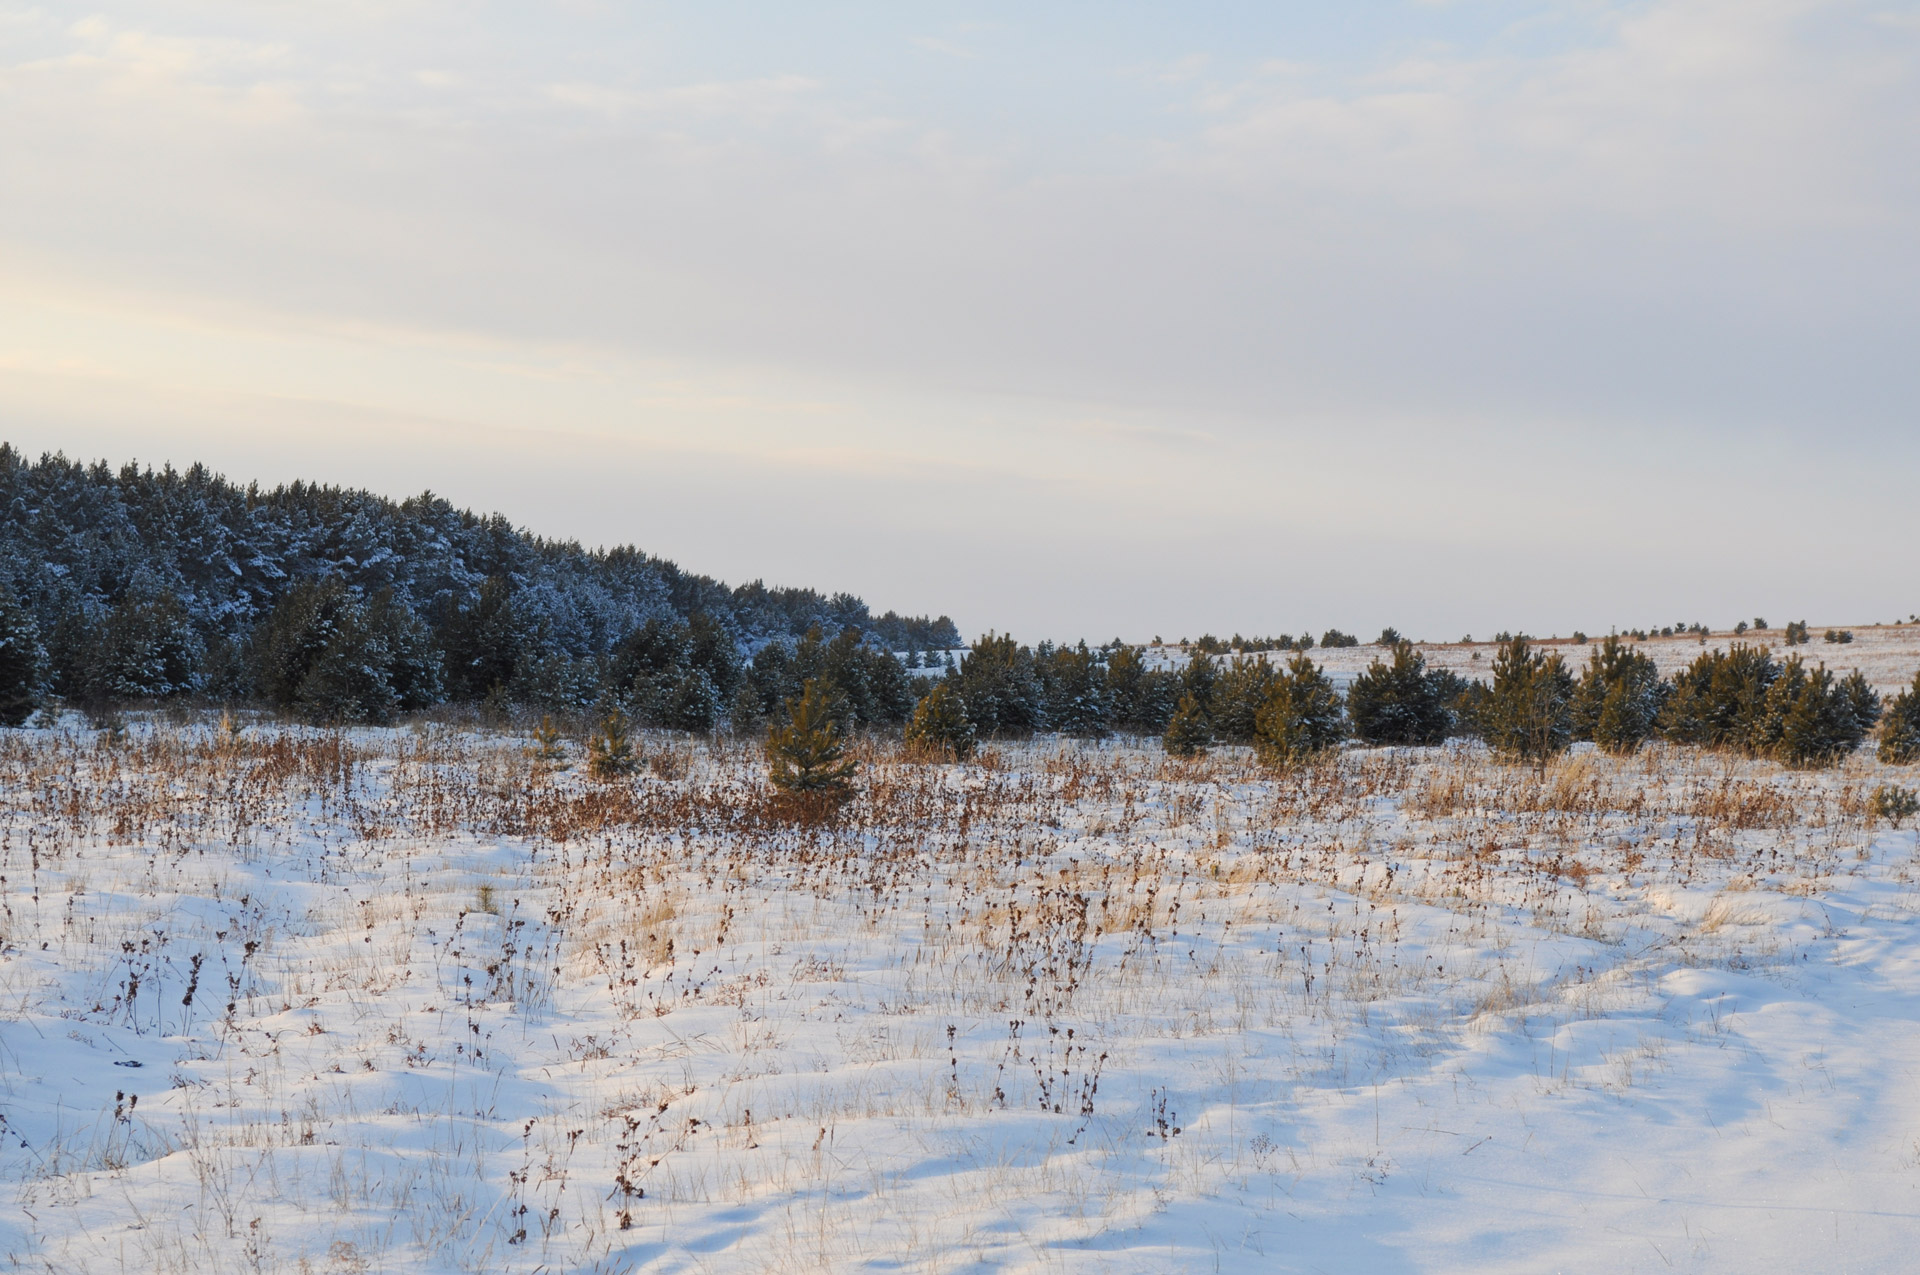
left=3, top=720, right=1920, bottom=1273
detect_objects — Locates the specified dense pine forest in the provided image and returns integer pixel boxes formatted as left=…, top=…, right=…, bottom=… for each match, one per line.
left=0, top=447, right=957, bottom=727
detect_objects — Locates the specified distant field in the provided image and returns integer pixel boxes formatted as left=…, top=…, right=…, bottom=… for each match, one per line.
left=3, top=719, right=1919, bottom=1272
left=1154, top=623, right=1920, bottom=692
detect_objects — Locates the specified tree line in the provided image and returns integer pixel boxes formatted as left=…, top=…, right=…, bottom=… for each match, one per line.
left=0, top=447, right=958, bottom=723
left=903, top=635, right=1919, bottom=772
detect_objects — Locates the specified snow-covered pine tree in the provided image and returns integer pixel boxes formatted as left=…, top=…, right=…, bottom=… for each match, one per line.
left=1162, top=692, right=1213, bottom=758
left=767, top=678, right=857, bottom=816
left=1347, top=642, right=1450, bottom=746
left=904, top=680, right=976, bottom=760
left=0, top=589, right=44, bottom=727
left=1880, top=672, right=1920, bottom=765
left=1482, top=637, right=1574, bottom=767
left=1253, top=654, right=1345, bottom=768
left=1571, top=636, right=1665, bottom=756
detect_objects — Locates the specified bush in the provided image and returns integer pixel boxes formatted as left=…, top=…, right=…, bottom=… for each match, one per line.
left=1482, top=638, right=1574, bottom=765
left=1254, top=654, right=1345, bottom=768
left=1375, top=627, right=1403, bottom=647
left=1319, top=629, right=1359, bottom=649
left=587, top=709, right=640, bottom=778
left=0, top=590, right=44, bottom=727
left=1162, top=692, right=1213, bottom=758
left=1881, top=672, right=1920, bottom=765
left=767, top=678, right=857, bottom=811
left=905, top=680, right=976, bottom=760
left=1871, top=784, right=1920, bottom=827
left=1347, top=643, right=1450, bottom=746
left=1571, top=637, right=1665, bottom=756
left=1784, top=621, right=1810, bottom=646
left=1824, top=629, right=1854, bottom=645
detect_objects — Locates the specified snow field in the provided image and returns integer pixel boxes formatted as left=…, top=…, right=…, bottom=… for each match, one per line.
left=2, top=723, right=1919, bottom=1272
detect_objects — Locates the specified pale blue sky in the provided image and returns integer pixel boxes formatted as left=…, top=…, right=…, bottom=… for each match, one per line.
left=3, top=2, right=1917, bottom=640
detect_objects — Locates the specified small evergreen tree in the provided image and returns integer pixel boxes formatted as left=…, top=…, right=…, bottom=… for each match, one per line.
left=1571, top=637, right=1664, bottom=756
left=1483, top=637, right=1574, bottom=766
left=1347, top=643, right=1450, bottom=746
left=1210, top=656, right=1277, bottom=744
left=1880, top=671, right=1920, bottom=765
left=587, top=709, right=640, bottom=779
left=1253, top=654, right=1345, bottom=768
left=904, top=680, right=976, bottom=760
left=1760, top=659, right=1866, bottom=768
left=1839, top=670, right=1880, bottom=734
left=0, top=590, right=44, bottom=727
left=767, top=678, right=857, bottom=811
left=296, top=604, right=401, bottom=724
left=1659, top=644, right=1778, bottom=750
left=531, top=715, right=570, bottom=771
left=1162, top=692, right=1213, bottom=758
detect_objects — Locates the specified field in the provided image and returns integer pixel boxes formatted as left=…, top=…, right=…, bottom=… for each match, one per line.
left=3, top=703, right=1920, bottom=1273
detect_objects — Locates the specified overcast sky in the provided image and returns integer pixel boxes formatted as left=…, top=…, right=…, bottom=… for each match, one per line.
left=3, top=1, right=1916, bottom=641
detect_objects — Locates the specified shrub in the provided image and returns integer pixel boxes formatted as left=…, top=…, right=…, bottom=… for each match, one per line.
left=767, top=679, right=857, bottom=811
left=1824, top=629, right=1854, bottom=645
left=1482, top=637, right=1574, bottom=765
left=1319, top=629, right=1359, bottom=649
left=1162, top=693, right=1213, bottom=758
left=1784, top=621, right=1809, bottom=646
left=0, top=591, right=44, bottom=728
left=1347, top=643, right=1450, bottom=746
left=1253, top=654, right=1345, bottom=768
left=1881, top=672, right=1920, bottom=765
left=1375, top=627, right=1403, bottom=647
left=586, top=709, right=640, bottom=779
left=905, top=680, right=976, bottom=760
left=1571, top=637, right=1665, bottom=756
left=1871, top=784, right=1920, bottom=827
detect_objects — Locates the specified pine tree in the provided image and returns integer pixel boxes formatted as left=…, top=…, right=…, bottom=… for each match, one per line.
left=905, top=680, right=976, bottom=760
left=1210, top=656, right=1278, bottom=744
left=1761, top=660, right=1866, bottom=768
left=1483, top=637, right=1574, bottom=766
left=0, top=590, right=44, bottom=727
left=296, top=603, right=401, bottom=725
left=1347, top=643, right=1450, bottom=746
left=587, top=709, right=640, bottom=779
left=1880, top=671, right=1920, bottom=765
left=1571, top=637, right=1664, bottom=756
left=1839, top=670, right=1881, bottom=735
left=1253, top=654, right=1345, bottom=768
left=767, top=678, right=857, bottom=812
left=1162, top=692, right=1213, bottom=758
left=531, top=715, right=570, bottom=771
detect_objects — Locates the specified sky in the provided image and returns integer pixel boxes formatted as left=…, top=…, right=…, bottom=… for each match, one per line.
left=2, top=1, right=1917, bottom=642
